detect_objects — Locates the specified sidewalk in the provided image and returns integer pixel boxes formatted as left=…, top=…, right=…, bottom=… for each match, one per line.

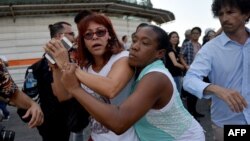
left=196, top=98, right=213, bottom=141
left=1, top=99, right=213, bottom=141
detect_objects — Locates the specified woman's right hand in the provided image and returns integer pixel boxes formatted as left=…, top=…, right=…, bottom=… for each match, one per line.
left=44, top=39, right=70, bottom=69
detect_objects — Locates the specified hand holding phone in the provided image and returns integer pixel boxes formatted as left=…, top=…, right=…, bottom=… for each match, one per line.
left=45, top=37, right=73, bottom=64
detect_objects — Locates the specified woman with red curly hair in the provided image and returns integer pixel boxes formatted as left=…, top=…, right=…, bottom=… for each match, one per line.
left=45, top=12, right=139, bottom=141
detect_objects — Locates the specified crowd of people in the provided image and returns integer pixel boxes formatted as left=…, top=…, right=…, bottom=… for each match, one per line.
left=0, top=0, right=249, bottom=141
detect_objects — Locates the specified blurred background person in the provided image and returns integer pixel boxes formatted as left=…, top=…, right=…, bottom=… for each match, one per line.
left=182, top=29, right=191, bottom=46
left=202, top=28, right=216, bottom=45
left=164, top=31, right=185, bottom=94
left=121, top=35, right=130, bottom=50
left=180, top=27, right=204, bottom=120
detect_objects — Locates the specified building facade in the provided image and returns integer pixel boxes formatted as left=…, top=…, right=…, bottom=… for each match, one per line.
left=0, top=0, right=174, bottom=87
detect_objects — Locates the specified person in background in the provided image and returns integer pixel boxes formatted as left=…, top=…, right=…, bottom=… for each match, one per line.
left=164, top=31, right=184, bottom=94
left=180, top=28, right=192, bottom=100
left=0, top=58, right=43, bottom=128
left=180, top=28, right=192, bottom=97
left=58, top=24, right=205, bottom=141
left=45, top=12, right=139, bottom=141
left=202, top=28, right=216, bottom=45
left=182, top=29, right=191, bottom=46
left=183, top=0, right=250, bottom=140
left=180, top=26, right=204, bottom=119
left=121, top=35, right=130, bottom=50
left=74, top=10, right=93, bottom=30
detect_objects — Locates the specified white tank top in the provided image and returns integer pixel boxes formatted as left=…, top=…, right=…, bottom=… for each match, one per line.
left=81, top=50, right=139, bottom=141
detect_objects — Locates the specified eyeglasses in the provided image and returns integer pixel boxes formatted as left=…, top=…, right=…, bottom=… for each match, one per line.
left=83, top=29, right=107, bottom=40
left=64, top=32, right=75, bottom=37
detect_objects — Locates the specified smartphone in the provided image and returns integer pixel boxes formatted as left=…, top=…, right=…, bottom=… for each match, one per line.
left=61, top=36, right=73, bottom=50
left=45, top=37, right=73, bottom=64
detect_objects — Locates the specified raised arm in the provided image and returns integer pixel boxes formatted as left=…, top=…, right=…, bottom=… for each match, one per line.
left=44, top=39, right=74, bottom=101
left=51, top=66, right=73, bottom=101
left=75, top=57, right=134, bottom=99
left=61, top=63, right=172, bottom=134
left=45, top=39, right=134, bottom=99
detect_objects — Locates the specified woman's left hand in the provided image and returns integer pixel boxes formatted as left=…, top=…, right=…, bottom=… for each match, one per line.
left=61, top=63, right=80, bottom=93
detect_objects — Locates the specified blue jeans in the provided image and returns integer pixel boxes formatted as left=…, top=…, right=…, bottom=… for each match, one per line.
left=0, top=101, right=9, bottom=117
left=173, top=76, right=182, bottom=94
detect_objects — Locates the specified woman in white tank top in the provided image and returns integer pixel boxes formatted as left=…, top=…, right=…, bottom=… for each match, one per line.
left=45, top=12, right=139, bottom=141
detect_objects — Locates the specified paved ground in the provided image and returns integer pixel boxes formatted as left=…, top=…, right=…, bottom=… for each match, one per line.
left=1, top=98, right=213, bottom=141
